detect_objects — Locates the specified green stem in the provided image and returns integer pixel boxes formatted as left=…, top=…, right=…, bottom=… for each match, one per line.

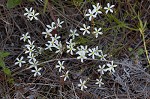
left=43, top=0, right=48, bottom=13
left=141, top=32, right=150, bottom=67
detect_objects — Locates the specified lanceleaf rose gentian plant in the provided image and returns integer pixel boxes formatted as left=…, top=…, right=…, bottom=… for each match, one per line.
left=15, top=2, right=117, bottom=91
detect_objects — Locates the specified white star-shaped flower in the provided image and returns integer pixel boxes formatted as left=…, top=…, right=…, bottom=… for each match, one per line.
left=56, top=61, right=65, bottom=72
left=95, top=78, right=104, bottom=87
left=76, top=50, right=87, bottom=63
left=42, top=28, right=52, bottom=38
left=29, top=10, right=39, bottom=21
left=55, top=41, right=63, bottom=54
left=60, top=71, right=69, bottom=81
left=98, top=51, right=107, bottom=61
left=95, top=46, right=102, bottom=56
left=85, top=9, right=96, bottom=21
left=15, top=56, right=26, bottom=67
left=88, top=48, right=98, bottom=59
left=66, top=39, right=76, bottom=55
left=80, top=24, right=90, bottom=35
left=104, top=3, right=115, bottom=14
left=97, top=64, right=106, bottom=75
left=25, top=46, right=35, bottom=56
left=51, top=34, right=61, bottom=41
left=29, top=59, right=38, bottom=68
left=45, top=38, right=58, bottom=51
left=69, top=29, right=79, bottom=39
left=56, top=18, right=64, bottom=28
left=93, top=27, right=103, bottom=38
left=24, top=7, right=33, bottom=18
left=77, top=45, right=89, bottom=53
left=92, top=3, right=102, bottom=16
left=27, top=53, right=36, bottom=62
left=31, top=67, right=42, bottom=77
left=105, top=61, right=117, bottom=73
left=25, top=40, right=35, bottom=48
left=20, top=32, right=30, bottom=42
left=46, top=22, right=56, bottom=30
left=78, top=79, right=87, bottom=91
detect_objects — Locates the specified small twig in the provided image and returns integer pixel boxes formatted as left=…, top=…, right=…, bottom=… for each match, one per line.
left=72, top=82, right=79, bottom=99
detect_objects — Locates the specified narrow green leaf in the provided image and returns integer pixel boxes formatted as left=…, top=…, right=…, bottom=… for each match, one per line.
left=128, top=47, right=133, bottom=52
left=143, top=21, right=147, bottom=31
left=0, top=58, right=5, bottom=68
left=43, top=0, right=48, bottom=13
left=3, top=67, right=11, bottom=76
left=8, top=78, right=14, bottom=84
left=6, top=0, right=22, bottom=9
left=137, top=48, right=144, bottom=56
left=0, top=51, right=10, bottom=58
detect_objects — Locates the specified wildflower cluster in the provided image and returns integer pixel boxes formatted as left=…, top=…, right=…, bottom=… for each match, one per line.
left=76, top=3, right=116, bottom=91
left=15, top=2, right=117, bottom=92
left=15, top=32, right=43, bottom=77
left=85, top=3, right=115, bottom=21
